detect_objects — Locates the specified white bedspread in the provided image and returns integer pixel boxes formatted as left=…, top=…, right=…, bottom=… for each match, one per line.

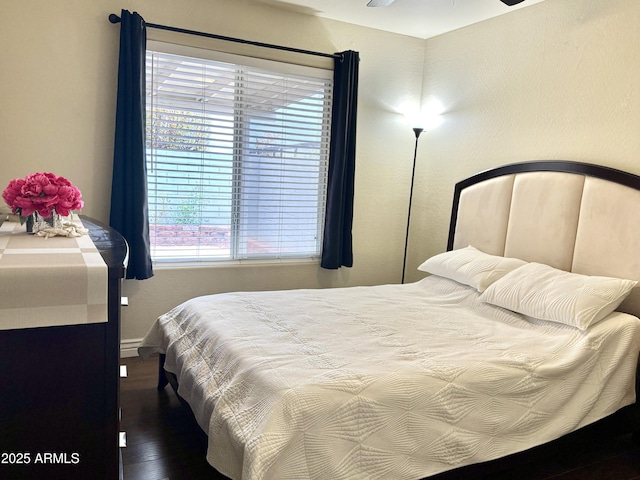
left=139, top=276, right=640, bottom=479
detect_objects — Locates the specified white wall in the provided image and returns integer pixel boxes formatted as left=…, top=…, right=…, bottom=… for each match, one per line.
left=3, top=0, right=640, bottom=347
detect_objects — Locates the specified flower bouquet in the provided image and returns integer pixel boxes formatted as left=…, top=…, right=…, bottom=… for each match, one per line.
left=2, top=172, right=84, bottom=233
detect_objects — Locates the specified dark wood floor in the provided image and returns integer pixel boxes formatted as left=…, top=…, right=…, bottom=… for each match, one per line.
left=121, top=355, right=227, bottom=480
left=121, top=355, right=640, bottom=480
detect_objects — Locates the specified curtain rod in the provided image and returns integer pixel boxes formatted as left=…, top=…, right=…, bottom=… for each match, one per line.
left=108, top=13, right=341, bottom=60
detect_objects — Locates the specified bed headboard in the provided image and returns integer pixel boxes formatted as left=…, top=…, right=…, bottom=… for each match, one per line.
left=447, top=161, right=640, bottom=318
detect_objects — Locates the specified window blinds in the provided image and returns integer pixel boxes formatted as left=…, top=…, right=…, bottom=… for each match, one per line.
left=145, top=44, right=333, bottom=262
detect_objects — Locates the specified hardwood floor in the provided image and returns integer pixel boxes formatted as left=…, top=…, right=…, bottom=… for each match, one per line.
left=121, top=355, right=227, bottom=480
left=121, top=355, right=640, bottom=480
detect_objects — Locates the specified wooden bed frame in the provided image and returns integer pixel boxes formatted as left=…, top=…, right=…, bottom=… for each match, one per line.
left=447, top=160, right=640, bottom=318
left=441, top=160, right=640, bottom=478
left=155, top=160, right=640, bottom=479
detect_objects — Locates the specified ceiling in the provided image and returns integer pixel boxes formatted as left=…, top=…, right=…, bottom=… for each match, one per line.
left=255, top=0, right=545, bottom=39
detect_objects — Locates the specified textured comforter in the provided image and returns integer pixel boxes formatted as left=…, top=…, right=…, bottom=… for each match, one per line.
left=139, top=275, right=640, bottom=479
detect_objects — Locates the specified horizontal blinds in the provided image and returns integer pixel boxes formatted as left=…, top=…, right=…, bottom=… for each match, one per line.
left=146, top=46, right=333, bottom=262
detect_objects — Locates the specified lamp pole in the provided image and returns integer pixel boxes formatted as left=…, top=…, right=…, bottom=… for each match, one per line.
left=402, top=127, right=423, bottom=284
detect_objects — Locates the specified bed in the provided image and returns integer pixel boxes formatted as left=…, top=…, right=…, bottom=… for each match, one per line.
left=138, top=160, right=640, bottom=479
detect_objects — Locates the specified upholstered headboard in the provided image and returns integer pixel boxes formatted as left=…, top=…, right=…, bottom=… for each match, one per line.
left=448, top=161, right=640, bottom=318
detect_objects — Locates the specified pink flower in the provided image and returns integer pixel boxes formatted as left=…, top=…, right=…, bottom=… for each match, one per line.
left=55, top=185, right=84, bottom=216
left=2, top=172, right=84, bottom=219
left=2, top=178, right=25, bottom=211
left=22, top=173, right=47, bottom=196
left=13, top=195, right=36, bottom=217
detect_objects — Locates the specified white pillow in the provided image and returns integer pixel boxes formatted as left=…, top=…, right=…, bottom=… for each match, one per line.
left=480, top=262, right=638, bottom=330
left=417, top=245, right=528, bottom=292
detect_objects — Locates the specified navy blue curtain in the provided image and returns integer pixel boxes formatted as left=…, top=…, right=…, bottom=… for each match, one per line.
left=110, top=10, right=153, bottom=279
left=321, top=50, right=360, bottom=269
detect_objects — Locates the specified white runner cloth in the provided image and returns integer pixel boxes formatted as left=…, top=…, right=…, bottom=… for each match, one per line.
left=0, top=217, right=108, bottom=330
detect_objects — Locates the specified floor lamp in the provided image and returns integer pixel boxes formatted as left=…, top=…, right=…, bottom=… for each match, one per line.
left=401, top=126, right=423, bottom=284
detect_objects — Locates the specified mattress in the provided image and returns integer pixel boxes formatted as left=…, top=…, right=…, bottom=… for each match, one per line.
left=139, top=275, right=640, bottom=479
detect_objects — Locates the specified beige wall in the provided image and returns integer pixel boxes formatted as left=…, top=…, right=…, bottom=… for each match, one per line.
left=2, top=0, right=639, bottom=345
left=1, top=0, right=425, bottom=342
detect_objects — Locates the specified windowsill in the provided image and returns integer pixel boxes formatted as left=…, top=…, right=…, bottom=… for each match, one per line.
left=151, top=256, right=321, bottom=270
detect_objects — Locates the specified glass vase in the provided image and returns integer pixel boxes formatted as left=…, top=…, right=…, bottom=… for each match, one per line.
left=26, top=212, right=64, bottom=234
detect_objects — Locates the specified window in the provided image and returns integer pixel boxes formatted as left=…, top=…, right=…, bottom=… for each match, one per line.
left=145, top=42, right=333, bottom=262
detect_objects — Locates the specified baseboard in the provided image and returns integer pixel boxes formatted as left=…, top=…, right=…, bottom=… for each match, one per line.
left=120, top=338, right=143, bottom=358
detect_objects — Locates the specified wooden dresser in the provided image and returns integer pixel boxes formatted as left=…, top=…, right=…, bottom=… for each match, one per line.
left=0, top=217, right=127, bottom=480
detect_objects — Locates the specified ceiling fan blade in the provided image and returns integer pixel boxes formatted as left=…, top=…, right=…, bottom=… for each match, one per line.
left=367, top=0, right=395, bottom=7
left=367, top=0, right=524, bottom=7
left=368, top=0, right=523, bottom=8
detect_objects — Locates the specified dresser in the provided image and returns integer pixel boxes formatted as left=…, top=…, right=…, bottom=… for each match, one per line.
left=0, top=217, right=127, bottom=480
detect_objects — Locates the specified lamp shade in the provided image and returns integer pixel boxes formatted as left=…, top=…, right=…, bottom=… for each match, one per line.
left=403, top=99, right=443, bottom=131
